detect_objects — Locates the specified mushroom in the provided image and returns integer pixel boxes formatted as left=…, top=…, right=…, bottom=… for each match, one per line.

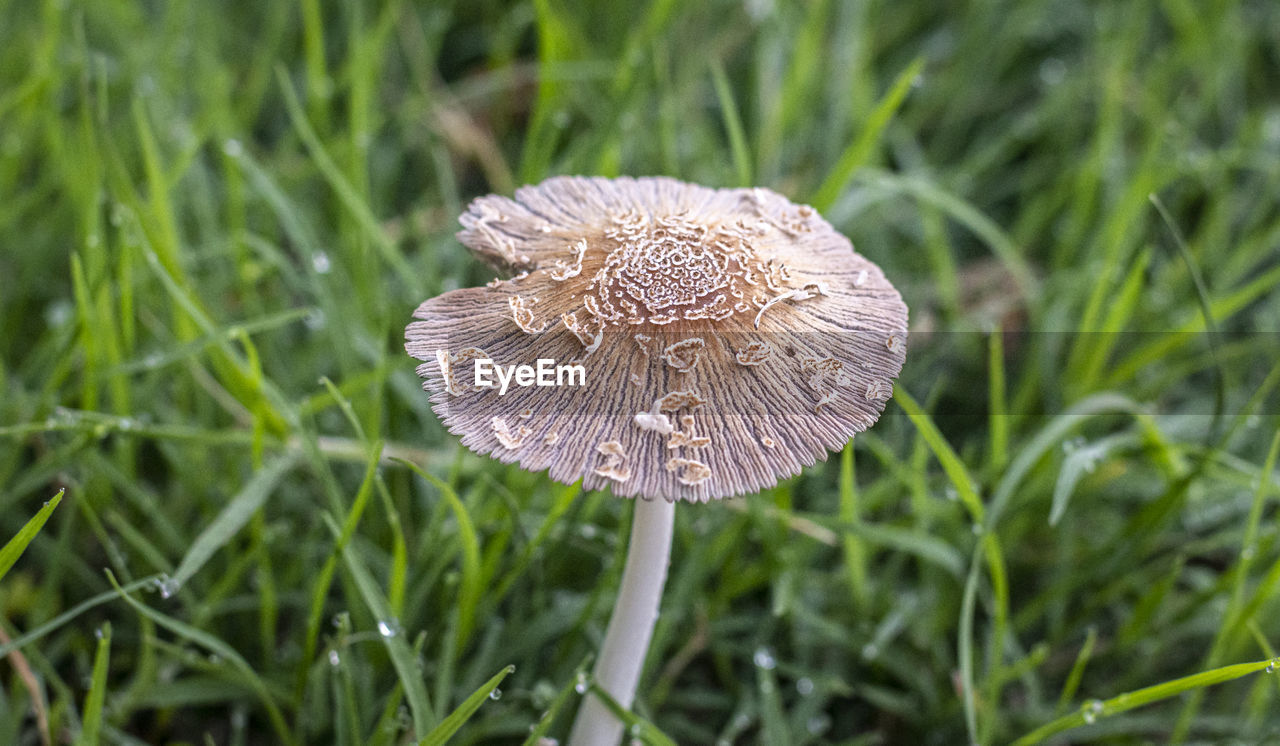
left=405, top=176, right=908, bottom=745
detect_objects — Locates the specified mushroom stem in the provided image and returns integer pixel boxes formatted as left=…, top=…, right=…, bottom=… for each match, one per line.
left=568, top=496, right=676, bottom=746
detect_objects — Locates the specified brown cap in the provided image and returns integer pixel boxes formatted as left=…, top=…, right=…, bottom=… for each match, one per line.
left=406, top=176, right=907, bottom=502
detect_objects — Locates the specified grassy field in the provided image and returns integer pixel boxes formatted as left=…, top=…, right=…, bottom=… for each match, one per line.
left=3, top=0, right=1280, bottom=743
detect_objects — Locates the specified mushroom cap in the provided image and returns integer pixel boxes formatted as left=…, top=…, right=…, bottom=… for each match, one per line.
left=406, top=176, right=908, bottom=502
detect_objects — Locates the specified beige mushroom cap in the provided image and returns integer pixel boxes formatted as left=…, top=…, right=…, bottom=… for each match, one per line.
left=405, top=176, right=908, bottom=502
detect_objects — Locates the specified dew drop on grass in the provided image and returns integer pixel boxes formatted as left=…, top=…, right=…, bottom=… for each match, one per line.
left=312, top=252, right=332, bottom=274
left=753, top=647, right=776, bottom=670
left=94, top=627, right=105, bottom=640
left=377, top=619, right=400, bottom=638
left=328, top=649, right=340, bottom=667
left=861, top=643, right=879, bottom=660
left=222, top=139, right=243, bottom=158
left=488, top=688, right=502, bottom=701
left=806, top=714, right=831, bottom=735
left=44, top=300, right=73, bottom=328
left=628, top=723, right=642, bottom=736
left=574, top=672, right=589, bottom=694
left=154, top=575, right=179, bottom=599
left=159, top=579, right=179, bottom=599
left=1081, top=699, right=1103, bottom=724
left=1039, top=58, right=1067, bottom=86
left=796, top=677, right=814, bottom=695
left=1266, top=660, right=1276, bottom=673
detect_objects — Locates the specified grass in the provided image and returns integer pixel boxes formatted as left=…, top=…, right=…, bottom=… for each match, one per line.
left=2, top=0, right=1280, bottom=743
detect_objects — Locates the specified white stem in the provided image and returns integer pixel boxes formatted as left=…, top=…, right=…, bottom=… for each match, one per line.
left=568, top=497, right=676, bottom=746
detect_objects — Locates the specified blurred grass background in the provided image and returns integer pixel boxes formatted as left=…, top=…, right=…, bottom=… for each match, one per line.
left=2, top=0, right=1280, bottom=743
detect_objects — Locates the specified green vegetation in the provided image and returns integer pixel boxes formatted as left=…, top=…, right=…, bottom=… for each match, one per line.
left=3, top=0, right=1279, bottom=743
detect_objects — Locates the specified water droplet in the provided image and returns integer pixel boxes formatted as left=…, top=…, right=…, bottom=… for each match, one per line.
left=489, top=688, right=502, bottom=701
left=796, top=677, right=814, bottom=695
left=628, top=723, right=642, bottom=736
left=157, top=575, right=179, bottom=599
left=312, top=252, right=332, bottom=274
left=1081, top=699, right=1103, bottom=723
left=222, top=139, right=243, bottom=158
left=1267, top=661, right=1276, bottom=673
left=1038, top=58, right=1067, bottom=86
left=143, top=352, right=163, bottom=369
left=304, top=309, right=326, bottom=331
left=94, top=627, right=105, bottom=640
left=574, top=672, right=589, bottom=694
left=753, top=647, right=776, bottom=670
left=580, top=524, right=598, bottom=539
left=328, top=649, right=341, bottom=667
left=806, top=714, right=831, bottom=735
left=377, top=619, right=400, bottom=638
left=861, top=643, right=879, bottom=660
left=1242, top=545, right=1256, bottom=561
left=45, top=300, right=73, bottom=328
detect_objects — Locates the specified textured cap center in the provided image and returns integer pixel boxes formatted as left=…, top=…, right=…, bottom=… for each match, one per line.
left=585, top=211, right=762, bottom=326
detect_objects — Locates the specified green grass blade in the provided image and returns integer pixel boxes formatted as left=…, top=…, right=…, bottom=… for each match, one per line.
left=988, top=326, right=1007, bottom=470
left=105, top=571, right=295, bottom=746
left=0, top=489, right=64, bottom=583
left=523, top=656, right=592, bottom=745
left=583, top=678, right=678, bottom=746
left=859, top=169, right=1038, bottom=299
left=1055, top=626, right=1097, bottom=714
left=296, top=442, right=382, bottom=701
left=838, top=443, right=870, bottom=609
left=76, top=621, right=111, bottom=746
left=166, top=454, right=298, bottom=594
left=274, top=66, right=422, bottom=298
left=811, top=56, right=924, bottom=212
left=1012, top=657, right=1280, bottom=746
left=1049, top=432, right=1136, bottom=525
left=395, top=458, right=482, bottom=653
left=709, top=58, right=752, bottom=187
left=0, top=575, right=161, bottom=659
left=893, top=384, right=984, bottom=523
left=987, top=393, right=1144, bottom=524
left=958, top=545, right=982, bottom=745
left=323, top=513, right=435, bottom=737
left=417, top=664, right=514, bottom=746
